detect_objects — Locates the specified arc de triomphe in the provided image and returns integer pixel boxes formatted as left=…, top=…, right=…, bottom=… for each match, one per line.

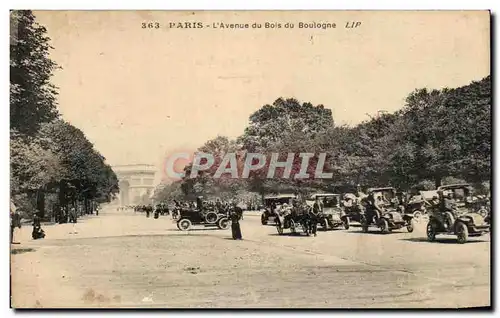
left=112, top=164, right=157, bottom=206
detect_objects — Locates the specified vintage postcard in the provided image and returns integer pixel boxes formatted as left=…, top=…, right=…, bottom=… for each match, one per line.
left=10, top=10, right=491, bottom=308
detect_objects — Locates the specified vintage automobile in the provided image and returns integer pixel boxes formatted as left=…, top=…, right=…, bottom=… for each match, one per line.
left=275, top=202, right=312, bottom=236
left=360, top=187, right=415, bottom=233
left=306, top=193, right=350, bottom=230
left=342, top=193, right=365, bottom=223
left=426, top=184, right=490, bottom=244
left=261, top=194, right=297, bottom=225
left=403, top=190, right=439, bottom=222
left=176, top=208, right=229, bottom=231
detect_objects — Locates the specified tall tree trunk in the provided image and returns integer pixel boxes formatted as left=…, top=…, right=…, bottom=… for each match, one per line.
left=36, top=188, right=45, bottom=218
left=58, top=181, right=66, bottom=211
left=434, top=176, right=442, bottom=189
left=84, top=197, right=90, bottom=214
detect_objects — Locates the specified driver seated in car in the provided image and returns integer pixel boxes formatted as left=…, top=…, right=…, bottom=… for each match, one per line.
left=277, top=203, right=291, bottom=225
left=342, top=194, right=355, bottom=209
left=367, top=193, right=384, bottom=222
left=442, top=192, right=457, bottom=230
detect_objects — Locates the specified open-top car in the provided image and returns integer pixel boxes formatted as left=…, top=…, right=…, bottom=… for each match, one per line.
left=275, top=201, right=313, bottom=236
left=306, top=193, right=350, bottom=230
left=261, top=194, right=297, bottom=225
left=401, top=190, right=439, bottom=223
left=176, top=208, right=229, bottom=231
left=342, top=193, right=365, bottom=223
left=360, top=187, right=415, bottom=233
left=426, top=184, right=490, bottom=244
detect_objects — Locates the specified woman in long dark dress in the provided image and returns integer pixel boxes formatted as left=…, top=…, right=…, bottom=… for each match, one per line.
left=32, top=212, right=45, bottom=240
left=230, top=205, right=243, bottom=240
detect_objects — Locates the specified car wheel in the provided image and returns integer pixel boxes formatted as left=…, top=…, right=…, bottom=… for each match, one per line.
left=276, top=224, right=283, bottom=235
left=426, top=221, right=436, bottom=242
left=290, top=220, right=296, bottom=234
left=178, top=219, right=192, bottom=231
left=303, top=222, right=310, bottom=236
left=261, top=214, right=268, bottom=225
left=380, top=218, right=389, bottom=234
left=217, top=217, right=229, bottom=230
left=205, top=212, right=218, bottom=224
left=343, top=216, right=350, bottom=230
left=456, top=221, right=468, bottom=244
left=406, top=219, right=414, bottom=233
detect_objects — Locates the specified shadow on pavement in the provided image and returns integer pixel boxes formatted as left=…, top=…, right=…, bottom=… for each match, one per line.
left=11, top=247, right=36, bottom=255
left=400, top=237, right=486, bottom=244
left=344, top=230, right=403, bottom=235
left=268, top=233, right=314, bottom=237
left=166, top=228, right=222, bottom=232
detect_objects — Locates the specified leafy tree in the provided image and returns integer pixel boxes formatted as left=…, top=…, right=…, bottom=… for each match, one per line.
left=239, top=98, right=334, bottom=152
left=156, top=76, right=491, bottom=202
left=400, top=76, right=491, bottom=187
left=39, top=120, right=119, bottom=207
left=181, top=136, right=246, bottom=199
left=10, top=129, right=64, bottom=194
left=10, top=10, right=59, bottom=136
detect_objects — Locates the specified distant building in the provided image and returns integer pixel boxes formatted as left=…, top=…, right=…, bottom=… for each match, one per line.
left=112, top=164, right=157, bottom=206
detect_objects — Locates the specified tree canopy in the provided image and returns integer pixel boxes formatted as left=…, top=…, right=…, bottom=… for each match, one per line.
left=154, top=76, right=491, bottom=202
left=10, top=10, right=119, bottom=216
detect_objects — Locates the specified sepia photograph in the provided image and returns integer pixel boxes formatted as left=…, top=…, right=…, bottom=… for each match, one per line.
left=9, top=10, right=491, bottom=309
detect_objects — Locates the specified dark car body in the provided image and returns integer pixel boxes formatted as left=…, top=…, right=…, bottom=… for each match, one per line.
left=175, top=208, right=229, bottom=231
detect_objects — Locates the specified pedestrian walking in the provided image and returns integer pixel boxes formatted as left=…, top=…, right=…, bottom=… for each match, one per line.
left=230, top=202, right=243, bottom=240
left=10, top=201, right=21, bottom=244
left=154, top=204, right=160, bottom=219
left=69, top=206, right=77, bottom=223
left=32, top=212, right=45, bottom=240
left=311, top=197, right=323, bottom=237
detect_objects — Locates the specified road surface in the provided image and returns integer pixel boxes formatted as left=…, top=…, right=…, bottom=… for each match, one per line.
left=10, top=206, right=490, bottom=308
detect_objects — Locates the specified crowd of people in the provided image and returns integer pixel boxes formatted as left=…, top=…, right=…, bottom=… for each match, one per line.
left=10, top=201, right=101, bottom=244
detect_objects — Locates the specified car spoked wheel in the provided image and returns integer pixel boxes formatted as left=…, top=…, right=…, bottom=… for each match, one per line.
left=426, top=222, right=436, bottom=242
left=379, top=218, right=389, bottom=234
left=406, top=219, right=414, bottom=233
left=290, top=220, right=296, bottom=234
left=178, top=219, right=192, bottom=231
left=303, top=222, right=310, bottom=236
left=343, top=216, right=350, bottom=230
left=261, top=214, right=268, bottom=225
left=217, top=217, right=229, bottom=230
left=456, top=222, right=468, bottom=244
left=276, top=224, right=283, bottom=235
left=205, top=212, right=218, bottom=224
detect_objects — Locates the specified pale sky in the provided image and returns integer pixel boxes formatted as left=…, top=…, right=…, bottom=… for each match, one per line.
left=34, top=11, right=490, bottom=174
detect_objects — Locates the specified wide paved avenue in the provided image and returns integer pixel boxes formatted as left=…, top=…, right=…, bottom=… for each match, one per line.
left=10, top=206, right=490, bottom=308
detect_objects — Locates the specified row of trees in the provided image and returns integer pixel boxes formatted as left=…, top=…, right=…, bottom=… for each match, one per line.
left=10, top=11, right=119, bottom=219
left=154, top=75, right=491, bottom=204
